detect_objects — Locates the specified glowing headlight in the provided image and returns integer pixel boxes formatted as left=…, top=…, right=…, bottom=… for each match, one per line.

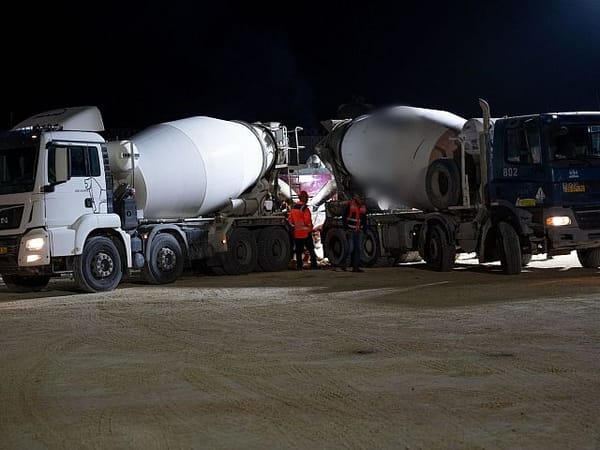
left=546, top=216, right=571, bottom=226
left=25, top=237, right=45, bottom=251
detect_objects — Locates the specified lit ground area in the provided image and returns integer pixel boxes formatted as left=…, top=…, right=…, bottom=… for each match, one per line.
left=1, top=252, right=599, bottom=449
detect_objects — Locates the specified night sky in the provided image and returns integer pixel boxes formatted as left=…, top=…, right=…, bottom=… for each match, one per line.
left=3, top=0, right=599, bottom=133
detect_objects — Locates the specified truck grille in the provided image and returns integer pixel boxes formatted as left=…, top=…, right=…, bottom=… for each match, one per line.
left=574, top=208, right=600, bottom=230
left=0, top=236, right=20, bottom=270
left=0, top=204, right=24, bottom=230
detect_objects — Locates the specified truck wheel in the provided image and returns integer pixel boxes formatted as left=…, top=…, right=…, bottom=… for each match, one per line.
left=73, top=236, right=122, bottom=292
left=2, top=274, right=50, bottom=293
left=497, top=222, right=522, bottom=275
left=324, top=228, right=348, bottom=266
left=220, top=228, right=257, bottom=275
left=360, top=228, right=380, bottom=267
left=143, top=233, right=184, bottom=284
left=257, top=227, right=291, bottom=272
left=576, top=248, right=600, bottom=268
left=425, top=158, right=461, bottom=210
left=424, top=224, right=455, bottom=271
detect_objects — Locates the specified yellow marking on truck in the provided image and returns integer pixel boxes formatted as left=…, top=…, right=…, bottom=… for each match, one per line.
left=0, top=247, right=7, bottom=255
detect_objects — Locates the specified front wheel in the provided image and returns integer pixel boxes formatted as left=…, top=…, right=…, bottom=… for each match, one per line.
left=143, top=233, right=184, bottom=284
left=423, top=224, right=455, bottom=271
left=576, top=248, right=600, bottom=268
left=73, top=236, right=123, bottom=292
left=497, top=222, right=522, bottom=275
left=2, top=274, right=50, bottom=293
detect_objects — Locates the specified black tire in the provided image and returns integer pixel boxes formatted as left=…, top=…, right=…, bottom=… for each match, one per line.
left=257, top=227, right=292, bottom=272
left=2, top=274, right=50, bottom=293
left=142, top=233, right=184, bottom=284
left=423, top=224, right=455, bottom=271
left=324, top=228, right=348, bottom=266
left=73, top=236, right=123, bottom=292
left=576, top=248, right=600, bottom=268
left=360, top=228, right=380, bottom=267
left=219, top=228, right=257, bottom=275
left=425, top=158, right=461, bottom=210
left=497, top=222, right=522, bottom=275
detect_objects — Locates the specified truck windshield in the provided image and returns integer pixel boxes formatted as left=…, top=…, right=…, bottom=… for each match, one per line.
left=549, top=125, right=600, bottom=162
left=0, top=146, right=38, bottom=194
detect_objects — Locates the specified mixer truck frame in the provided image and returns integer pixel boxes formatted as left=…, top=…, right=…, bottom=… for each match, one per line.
left=317, top=100, right=600, bottom=274
left=0, top=107, right=300, bottom=292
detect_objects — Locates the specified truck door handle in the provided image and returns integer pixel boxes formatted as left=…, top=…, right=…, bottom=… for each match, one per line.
left=85, top=198, right=93, bottom=208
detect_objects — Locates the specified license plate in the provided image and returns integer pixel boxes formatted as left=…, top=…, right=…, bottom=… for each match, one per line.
left=0, top=247, right=7, bottom=255
left=562, top=182, right=585, bottom=193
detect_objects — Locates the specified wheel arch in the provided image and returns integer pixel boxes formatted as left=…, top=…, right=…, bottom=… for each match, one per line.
left=73, top=214, right=132, bottom=268
left=139, top=224, right=189, bottom=263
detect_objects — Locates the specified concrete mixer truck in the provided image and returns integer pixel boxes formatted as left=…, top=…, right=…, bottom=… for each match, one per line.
left=317, top=100, right=600, bottom=274
left=0, top=106, right=300, bottom=292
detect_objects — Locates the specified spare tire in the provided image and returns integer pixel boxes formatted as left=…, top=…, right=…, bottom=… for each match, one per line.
left=425, top=158, right=461, bottom=210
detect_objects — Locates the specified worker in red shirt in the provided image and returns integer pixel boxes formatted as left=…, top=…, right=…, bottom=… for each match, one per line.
left=288, top=190, right=318, bottom=270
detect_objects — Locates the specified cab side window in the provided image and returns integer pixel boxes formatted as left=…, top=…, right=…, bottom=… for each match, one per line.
left=48, top=145, right=101, bottom=182
left=505, top=121, right=541, bottom=165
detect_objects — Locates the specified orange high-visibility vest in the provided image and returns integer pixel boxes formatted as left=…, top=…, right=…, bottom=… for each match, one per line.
left=346, top=199, right=366, bottom=231
left=289, top=201, right=313, bottom=238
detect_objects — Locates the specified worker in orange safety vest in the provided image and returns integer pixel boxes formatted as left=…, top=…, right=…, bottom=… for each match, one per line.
left=288, top=190, right=318, bottom=270
left=341, top=192, right=368, bottom=272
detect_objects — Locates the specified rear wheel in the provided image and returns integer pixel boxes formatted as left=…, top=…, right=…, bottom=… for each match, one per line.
left=423, top=224, right=455, bottom=271
left=219, top=228, right=257, bottom=275
left=360, top=228, right=380, bottom=267
left=497, top=222, right=522, bottom=275
left=576, top=248, right=600, bottom=268
left=143, top=233, right=184, bottom=284
left=2, top=274, right=50, bottom=293
left=324, top=228, right=348, bottom=266
left=257, top=227, right=292, bottom=272
left=73, top=236, right=122, bottom=292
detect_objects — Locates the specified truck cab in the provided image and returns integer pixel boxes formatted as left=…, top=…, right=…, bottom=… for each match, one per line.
left=487, top=112, right=600, bottom=263
left=0, top=107, right=130, bottom=292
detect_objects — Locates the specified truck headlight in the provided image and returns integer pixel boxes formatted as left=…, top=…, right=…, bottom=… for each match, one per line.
left=546, top=216, right=571, bottom=226
left=25, top=237, right=45, bottom=251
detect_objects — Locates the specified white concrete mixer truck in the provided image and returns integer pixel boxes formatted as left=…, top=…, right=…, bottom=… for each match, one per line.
left=0, top=106, right=300, bottom=292
left=317, top=100, right=600, bottom=274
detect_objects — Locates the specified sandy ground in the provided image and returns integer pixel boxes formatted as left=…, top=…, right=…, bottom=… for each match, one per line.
left=1, top=252, right=599, bottom=449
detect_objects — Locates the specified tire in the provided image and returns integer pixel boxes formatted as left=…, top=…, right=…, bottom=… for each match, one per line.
left=425, top=158, right=461, bottom=210
left=522, top=253, right=532, bottom=267
left=324, top=228, right=348, bottom=266
left=257, top=227, right=292, bottom=272
left=497, top=222, right=522, bottom=275
left=73, top=236, right=123, bottom=292
left=219, top=228, right=257, bottom=275
left=2, top=274, right=50, bottom=293
left=142, top=233, right=184, bottom=284
left=423, top=224, right=455, bottom=271
left=360, top=228, right=380, bottom=267
left=576, top=248, right=600, bottom=268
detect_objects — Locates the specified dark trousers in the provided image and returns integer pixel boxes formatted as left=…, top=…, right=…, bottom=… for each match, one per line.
left=294, top=236, right=317, bottom=269
left=345, top=231, right=361, bottom=269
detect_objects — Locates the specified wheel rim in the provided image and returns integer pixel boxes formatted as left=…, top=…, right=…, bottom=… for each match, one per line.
left=428, top=238, right=440, bottom=261
left=270, top=240, right=282, bottom=257
left=235, top=240, right=251, bottom=263
left=92, top=252, right=114, bottom=278
left=158, top=247, right=177, bottom=272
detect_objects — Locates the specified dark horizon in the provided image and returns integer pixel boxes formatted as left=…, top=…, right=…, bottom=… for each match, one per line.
left=2, top=0, right=599, bottom=133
